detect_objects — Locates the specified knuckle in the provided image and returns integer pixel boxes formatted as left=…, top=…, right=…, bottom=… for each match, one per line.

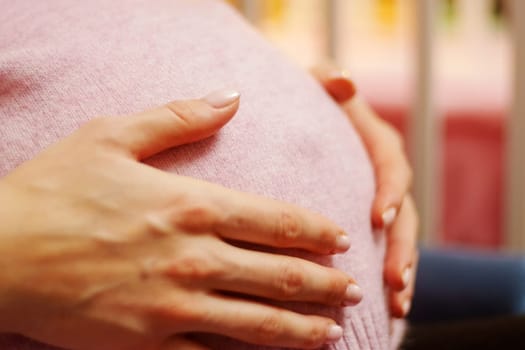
left=174, top=201, right=219, bottom=231
left=254, top=312, right=285, bottom=342
left=276, top=260, right=305, bottom=298
left=145, top=212, right=174, bottom=238
left=165, top=100, right=206, bottom=127
left=82, top=116, right=125, bottom=149
left=274, top=210, right=302, bottom=245
left=226, top=212, right=250, bottom=231
left=168, top=249, right=223, bottom=281
left=165, top=101, right=191, bottom=120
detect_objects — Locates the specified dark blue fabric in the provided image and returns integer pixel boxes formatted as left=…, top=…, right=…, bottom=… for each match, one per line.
left=409, top=248, right=525, bottom=323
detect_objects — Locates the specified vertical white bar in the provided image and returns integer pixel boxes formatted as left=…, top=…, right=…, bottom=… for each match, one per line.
left=326, top=0, right=346, bottom=63
left=506, top=0, right=525, bottom=251
left=411, top=0, right=439, bottom=245
left=326, top=0, right=337, bottom=60
left=242, top=0, right=261, bottom=24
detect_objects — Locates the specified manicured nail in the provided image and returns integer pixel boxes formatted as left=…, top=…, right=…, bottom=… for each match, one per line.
left=203, top=89, right=240, bottom=108
left=382, top=207, right=397, bottom=227
left=325, top=324, right=343, bottom=343
left=402, top=300, right=412, bottom=316
left=343, top=283, right=363, bottom=306
left=327, top=69, right=356, bottom=102
left=335, top=232, right=351, bottom=252
left=402, top=266, right=412, bottom=288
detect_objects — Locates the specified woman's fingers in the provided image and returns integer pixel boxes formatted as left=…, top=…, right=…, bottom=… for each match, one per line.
left=368, top=124, right=412, bottom=229
left=83, top=89, right=240, bottom=160
left=311, top=64, right=413, bottom=229
left=173, top=240, right=362, bottom=306
left=313, top=63, right=419, bottom=318
left=193, top=294, right=344, bottom=349
left=384, top=195, right=419, bottom=292
left=213, top=190, right=351, bottom=254
left=341, top=98, right=412, bottom=229
left=168, top=178, right=352, bottom=255
left=389, top=251, right=419, bottom=318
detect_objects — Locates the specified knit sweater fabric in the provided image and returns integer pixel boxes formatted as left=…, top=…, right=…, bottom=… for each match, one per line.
left=0, top=0, right=404, bottom=349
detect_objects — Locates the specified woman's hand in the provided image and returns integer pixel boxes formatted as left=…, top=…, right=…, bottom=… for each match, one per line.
left=313, top=67, right=419, bottom=318
left=0, top=90, right=362, bottom=350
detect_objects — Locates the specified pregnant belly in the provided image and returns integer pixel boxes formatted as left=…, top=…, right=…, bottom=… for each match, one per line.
left=0, top=0, right=403, bottom=349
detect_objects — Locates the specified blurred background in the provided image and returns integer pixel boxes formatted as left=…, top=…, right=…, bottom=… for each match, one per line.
left=226, top=0, right=524, bottom=254
left=223, top=2, right=525, bottom=336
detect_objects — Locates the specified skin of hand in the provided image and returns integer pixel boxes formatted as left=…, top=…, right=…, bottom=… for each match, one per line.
left=0, top=89, right=364, bottom=350
left=312, top=66, right=419, bottom=318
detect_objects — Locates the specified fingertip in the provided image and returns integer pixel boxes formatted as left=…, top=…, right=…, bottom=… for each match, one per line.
left=387, top=259, right=416, bottom=317
left=372, top=190, right=401, bottom=229
left=325, top=324, right=344, bottom=344
left=203, top=89, right=240, bottom=109
left=371, top=210, right=384, bottom=229
left=372, top=194, right=400, bottom=229
left=389, top=292, right=411, bottom=318
left=402, top=299, right=412, bottom=317
left=334, top=231, right=351, bottom=253
left=193, top=89, right=241, bottom=133
left=401, top=265, right=413, bottom=289
left=384, top=262, right=406, bottom=291
left=311, top=65, right=356, bottom=103
left=382, top=207, right=398, bottom=228
left=202, top=89, right=241, bottom=125
left=325, top=76, right=356, bottom=104
left=371, top=198, right=386, bottom=229
left=342, top=283, right=363, bottom=306
left=393, top=300, right=411, bottom=319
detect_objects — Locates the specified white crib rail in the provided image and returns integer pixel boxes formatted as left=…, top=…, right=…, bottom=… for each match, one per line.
left=411, top=0, right=439, bottom=245
left=506, top=0, right=525, bottom=251
left=242, top=0, right=261, bottom=23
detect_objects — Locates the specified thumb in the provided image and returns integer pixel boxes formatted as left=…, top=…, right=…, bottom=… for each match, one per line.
left=106, top=89, right=240, bottom=160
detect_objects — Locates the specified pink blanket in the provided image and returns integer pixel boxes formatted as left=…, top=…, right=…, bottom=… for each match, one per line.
left=0, top=0, right=404, bottom=348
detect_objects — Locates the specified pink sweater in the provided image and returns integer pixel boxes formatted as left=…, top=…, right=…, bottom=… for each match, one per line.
left=0, top=0, right=404, bottom=349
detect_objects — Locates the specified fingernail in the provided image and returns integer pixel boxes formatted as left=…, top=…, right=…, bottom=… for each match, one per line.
left=402, top=299, right=411, bottom=316
left=335, top=232, right=351, bottom=252
left=382, top=207, right=397, bottom=227
left=402, top=266, right=412, bottom=288
left=325, top=324, right=343, bottom=343
left=203, top=89, right=240, bottom=108
left=343, top=283, right=363, bottom=306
